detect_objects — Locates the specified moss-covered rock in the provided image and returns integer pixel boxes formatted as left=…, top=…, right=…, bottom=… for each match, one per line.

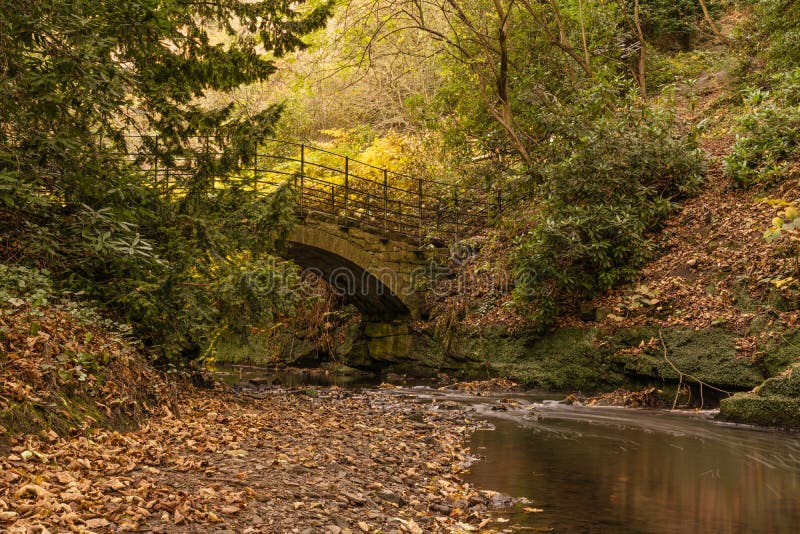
left=469, top=325, right=761, bottom=391
left=343, top=324, right=773, bottom=392
left=376, top=326, right=633, bottom=391
left=717, top=364, right=800, bottom=428
left=481, top=327, right=630, bottom=391
left=606, top=327, right=763, bottom=390
left=718, top=393, right=800, bottom=428
left=214, top=331, right=317, bottom=366
left=757, top=364, right=800, bottom=396
left=215, top=314, right=799, bottom=408
left=340, top=321, right=416, bottom=365
left=757, top=330, right=800, bottom=377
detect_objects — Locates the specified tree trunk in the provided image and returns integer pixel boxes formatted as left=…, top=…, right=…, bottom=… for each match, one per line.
left=697, top=0, right=733, bottom=47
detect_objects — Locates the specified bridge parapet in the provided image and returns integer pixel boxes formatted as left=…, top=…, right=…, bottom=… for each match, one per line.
left=125, top=135, right=492, bottom=319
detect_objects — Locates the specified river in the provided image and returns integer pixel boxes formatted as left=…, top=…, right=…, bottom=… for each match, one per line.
left=216, top=366, right=800, bottom=533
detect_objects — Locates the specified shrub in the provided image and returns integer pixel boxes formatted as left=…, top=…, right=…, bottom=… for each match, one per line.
left=512, top=110, right=704, bottom=327
left=725, top=78, right=800, bottom=188
left=737, top=0, right=800, bottom=71
left=639, top=0, right=719, bottom=51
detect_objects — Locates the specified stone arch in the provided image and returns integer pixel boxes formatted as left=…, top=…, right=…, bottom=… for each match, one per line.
left=284, top=220, right=430, bottom=320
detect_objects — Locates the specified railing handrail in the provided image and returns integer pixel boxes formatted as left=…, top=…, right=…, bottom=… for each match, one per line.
left=122, top=134, right=502, bottom=243
left=123, top=134, right=476, bottom=190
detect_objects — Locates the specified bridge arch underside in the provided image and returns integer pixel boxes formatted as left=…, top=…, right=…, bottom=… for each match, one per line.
left=284, top=242, right=412, bottom=320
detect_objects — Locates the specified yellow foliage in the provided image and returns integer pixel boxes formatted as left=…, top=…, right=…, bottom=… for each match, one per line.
left=358, top=132, right=415, bottom=171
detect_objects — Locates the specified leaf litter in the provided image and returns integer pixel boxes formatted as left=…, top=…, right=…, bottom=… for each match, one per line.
left=1, top=380, right=521, bottom=533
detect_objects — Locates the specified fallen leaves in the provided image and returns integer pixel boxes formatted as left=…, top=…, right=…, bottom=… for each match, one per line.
left=0, top=305, right=172, bottom=440
left=0, top=386, right=505, bottom=533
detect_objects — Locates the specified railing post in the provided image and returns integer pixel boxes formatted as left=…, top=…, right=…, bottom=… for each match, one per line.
left=330, top=184, right=335, bottom=213
left=253, top=145, right=258, bottom=196
left=418, top=177, right=423, bottom=242
left=383, top=169, right=388, bottom=237
left=344, top=156, right=349, bottom=225
left=153, top=135, right=159, bottom=190
left=436, top=202, right=441, bottom=233
left=300, top=144, right=305, bottom=213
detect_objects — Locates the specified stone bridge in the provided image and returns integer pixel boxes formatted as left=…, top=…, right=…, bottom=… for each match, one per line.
left=128, top=135, right=498, bottom=319
left=128, top=136, right=501, bottom=362
left=284, top=214, right=443, bottom=321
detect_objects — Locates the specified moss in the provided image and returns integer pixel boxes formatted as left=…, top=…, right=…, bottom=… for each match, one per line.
left=392, top=327, right=632, bottom=391
left=333, top=322, right=361, bottom=359
left=732, top=281, right=759, bottom=312
left=718, top=393, right=800, bottom=429
left=607, top=327, right=763, bottom=389
left=343, top=340, right=372, bottom=368
left=483, top=328, right=629, bottom=391
left=370, top=325, right=769, bottom=392
left=746, top=314, right=771, bottom=336
left=364, top=334, right=412, bottom=362
left=363, top=322, right=400, bottom=338
left=766, top=288, right=799, bottom=312
left=0, top=391, right=149, bottom=442
left=214, top=332, right=316, bottom=366
left=216, top=316, right=798, bottom=404
left=757, top=364, right=800, bottom=397
left=758, top=330, right=800, bottom=377
left=359, top=322, right=413, bottom=362
left=717, top=364, right=800, bottom=428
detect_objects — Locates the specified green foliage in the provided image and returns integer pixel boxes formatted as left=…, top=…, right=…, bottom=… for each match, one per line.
left=0, top=265, right=55, bottom=309
left=0, top=0, right=332, bottom=362
left=724, top=2, right=800, bottom=188
left=639, top=0, right=716, bottom=50
left=738, top=0, right=800, bottom=70
left=68, top=183, right=303, bottom=362
left=0, top=264, right=129, bottom=333
left=724, top=78, right=800, bottom=188
left=512, top=110, right=704, bottom=327
left=314, top=0, right=709, bottom=329
left=760, top=199, right=800, bottom=243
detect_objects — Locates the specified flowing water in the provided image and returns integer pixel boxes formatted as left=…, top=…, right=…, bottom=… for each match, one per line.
left=216, top=365, right=800, bottom=533
left=462, top=397, right=800, bottom=533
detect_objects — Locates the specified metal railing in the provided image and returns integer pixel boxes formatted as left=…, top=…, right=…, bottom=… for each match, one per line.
left=123, top=135, right=501, bottom=243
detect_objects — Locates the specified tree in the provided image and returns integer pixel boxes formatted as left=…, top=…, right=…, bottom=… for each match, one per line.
left=327, top=0, right=655, bottom=174
left=0, top=0, right=331, bottom=200
left=321, top=0, right=704, bottom=328
left=0, top=0, right=333, bottom=360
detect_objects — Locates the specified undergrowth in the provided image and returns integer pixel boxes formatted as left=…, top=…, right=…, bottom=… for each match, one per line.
left=0, top=265, right=173, bottom=441
left=511, top=110, right=704, bottom=328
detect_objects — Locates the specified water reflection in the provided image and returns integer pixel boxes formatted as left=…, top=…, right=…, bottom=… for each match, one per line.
left=211, top=366, right=800, bottom=532
left=467, top=405, right=800, bottom=533
left=212, top=364, right=380, bottom=388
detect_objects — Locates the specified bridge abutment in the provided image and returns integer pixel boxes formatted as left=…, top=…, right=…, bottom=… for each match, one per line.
left=344, top=321, right=415, bottom=366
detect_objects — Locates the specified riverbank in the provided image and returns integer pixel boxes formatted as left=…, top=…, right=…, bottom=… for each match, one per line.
left=0, top=383, right=505, bottom=533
